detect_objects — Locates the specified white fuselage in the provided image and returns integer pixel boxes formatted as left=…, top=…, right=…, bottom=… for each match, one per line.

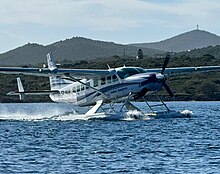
left=49, top=67, right=165, bottom=106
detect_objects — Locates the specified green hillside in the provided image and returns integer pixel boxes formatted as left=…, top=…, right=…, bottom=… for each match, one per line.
left=0, top=37, right=162, bottom=66
left=1, top=50, right=220, bottom=102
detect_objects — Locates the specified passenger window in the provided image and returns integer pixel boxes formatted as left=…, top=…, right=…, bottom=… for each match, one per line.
left=86, top=82, right=90, bottom=89
left=77, top=86, right=80, bottom=92
left=93, top=78, right=98, bottom=87
left=72, top=87, right=76, bottom=93
left=107, top=76, right=111, bottom=84
left=113, top=75, right=118, bottom=82
left=81, top=85, right=85, bottom=91
left=65, top=90, right=70, bottom=94
left=101, top=77, right=106, bottom=85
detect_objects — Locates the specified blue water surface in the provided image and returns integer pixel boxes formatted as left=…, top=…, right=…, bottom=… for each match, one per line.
left=0, top=102, right=220, bottom=173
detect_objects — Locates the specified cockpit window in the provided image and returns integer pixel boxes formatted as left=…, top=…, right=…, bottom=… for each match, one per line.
left=116, top=67, right=146, bottom=79
left=136, top=67, right=146, bottom=73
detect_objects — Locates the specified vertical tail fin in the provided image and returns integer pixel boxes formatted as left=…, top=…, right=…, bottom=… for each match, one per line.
left=47, top=53, right=72, bottom=90
left=47, top=53, right=57, bottom=70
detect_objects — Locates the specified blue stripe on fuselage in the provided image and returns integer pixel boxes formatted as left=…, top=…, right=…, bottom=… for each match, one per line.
left=76, top=82, right=139, bottom=102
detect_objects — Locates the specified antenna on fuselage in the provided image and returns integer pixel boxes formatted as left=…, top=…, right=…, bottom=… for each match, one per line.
left=107, top=64, right=111, bottom=69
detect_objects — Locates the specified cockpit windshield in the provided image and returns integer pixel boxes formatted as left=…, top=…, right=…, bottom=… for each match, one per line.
left=116, top=67, right=146, bottom=79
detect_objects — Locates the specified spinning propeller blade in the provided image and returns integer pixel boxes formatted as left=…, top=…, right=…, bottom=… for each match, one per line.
left=161, top=54, right=174, bottom=99
left=161, top=54, right=170, bottom=74
left=163, top=82, right=174, bottom=98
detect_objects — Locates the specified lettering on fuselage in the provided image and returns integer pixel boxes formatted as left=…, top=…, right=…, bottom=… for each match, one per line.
left=111, top=87, right=128, bottom=94
left=118, top=87, right=128, bottom=92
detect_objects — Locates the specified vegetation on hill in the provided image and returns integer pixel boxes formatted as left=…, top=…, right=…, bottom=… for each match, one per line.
left=0, top=37, right=162, bottom=66
left=1, top=29, right=220, bottom=68
left=1, top=51, right=220, bottom=102
left=177, top=45, right=220, bottom=59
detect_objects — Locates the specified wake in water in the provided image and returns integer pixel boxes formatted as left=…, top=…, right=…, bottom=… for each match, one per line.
left=0, top=103, right=192, bottom=121
left=0, top=103, right=78, bottom=121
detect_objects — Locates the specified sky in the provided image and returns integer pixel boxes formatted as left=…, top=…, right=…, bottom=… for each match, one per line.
left=0, top=0, right=220, bottom=53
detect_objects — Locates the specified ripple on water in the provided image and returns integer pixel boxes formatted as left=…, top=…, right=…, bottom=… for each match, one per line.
left=0, top=102, right=220, bottom=173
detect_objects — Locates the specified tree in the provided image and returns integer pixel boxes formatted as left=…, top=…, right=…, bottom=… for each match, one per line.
left=200, top=81, right=218, bottom=95
left=137, top=49, right=143, bottom=59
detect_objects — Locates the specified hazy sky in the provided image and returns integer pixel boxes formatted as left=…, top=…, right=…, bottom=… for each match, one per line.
left=0, top=0, right=220, bottom=53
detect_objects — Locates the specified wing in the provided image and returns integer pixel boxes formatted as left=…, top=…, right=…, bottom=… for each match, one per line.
left=1, top=66, right=220, bottom=78
left=145, top=66, right=220, bottom=75
left=0, top=67, right=112, bottom=78
left=2, top=52, right=218, bottom=78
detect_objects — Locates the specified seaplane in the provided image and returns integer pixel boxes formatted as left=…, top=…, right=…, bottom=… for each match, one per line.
left=0, top=53, right=220, bottom=120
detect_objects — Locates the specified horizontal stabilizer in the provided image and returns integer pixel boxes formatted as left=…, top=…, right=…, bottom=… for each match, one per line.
left=7, top=90, right=60, bottom=96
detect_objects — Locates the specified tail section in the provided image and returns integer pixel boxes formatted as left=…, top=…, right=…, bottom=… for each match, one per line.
left=47, top=53, right=72, bottom=90
left=47, top=53, right=57, bottom=71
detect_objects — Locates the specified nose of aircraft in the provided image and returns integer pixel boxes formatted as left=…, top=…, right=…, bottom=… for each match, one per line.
left=135, top=54, right=174, bottom=99
left=140, top=74, right=156, bottom=86
left=156, top=73, right=166, bottom=82
left=140, top=73, right=166, bottom=86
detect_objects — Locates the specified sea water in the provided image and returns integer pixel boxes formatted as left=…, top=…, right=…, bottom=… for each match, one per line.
left=0, top=102, right=220, bottom=173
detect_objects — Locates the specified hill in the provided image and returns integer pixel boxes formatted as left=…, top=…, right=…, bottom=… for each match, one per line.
left=0, top=37, right=162, bottom=66
left=176, top=45, right=220, bottom=59
left=131, top=30, right=220, bottom=52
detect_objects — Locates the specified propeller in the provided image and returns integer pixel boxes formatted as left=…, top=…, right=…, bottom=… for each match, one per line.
left=161, top=54, right=170, bottom=74
left=163, top=82, right=174, bottom=98
left=161, top=54, right=174, bottom=99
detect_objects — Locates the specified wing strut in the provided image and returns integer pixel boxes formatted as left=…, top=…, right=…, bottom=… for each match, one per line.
left=17, top=77, right=25, bottom=100
left=64, top=74, right=109, bottom=99
left=85, top=100, right=103, bottom=115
